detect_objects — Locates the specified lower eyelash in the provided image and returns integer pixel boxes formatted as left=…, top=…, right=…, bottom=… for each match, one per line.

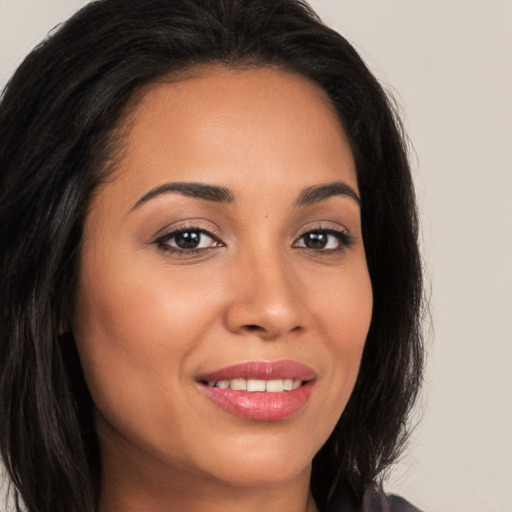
left=158, top=246, right=204, bottom=257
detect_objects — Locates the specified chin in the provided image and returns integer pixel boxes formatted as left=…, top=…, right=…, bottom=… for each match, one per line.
left=196, top=434, right=316, bottom=488
left=213, top=461, right=311, bottom=489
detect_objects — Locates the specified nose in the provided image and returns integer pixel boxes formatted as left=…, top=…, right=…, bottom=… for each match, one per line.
left=224, top=251, right=305, bottom=341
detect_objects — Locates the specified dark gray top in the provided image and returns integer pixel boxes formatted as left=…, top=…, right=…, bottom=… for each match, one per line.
left=325, top=481, right=423, bottom=512
left=361, top=489, right=422, bottom=512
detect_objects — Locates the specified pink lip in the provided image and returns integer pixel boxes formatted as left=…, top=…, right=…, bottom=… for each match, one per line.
left=198, top=360, right=316, bottom=382
left=197, top=360, right=316, bottom=421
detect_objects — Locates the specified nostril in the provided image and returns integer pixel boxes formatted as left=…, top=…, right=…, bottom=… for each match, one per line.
left=245, top=325, right=264, bottom=332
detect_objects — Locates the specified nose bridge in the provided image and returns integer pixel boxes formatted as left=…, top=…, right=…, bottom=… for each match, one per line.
left=251, top=248, right=296, bottom=312
left=225, top=240, right=304, bottom=339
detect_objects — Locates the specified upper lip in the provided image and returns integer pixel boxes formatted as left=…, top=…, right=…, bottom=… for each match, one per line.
left=197, top=360, right=317, bottom=383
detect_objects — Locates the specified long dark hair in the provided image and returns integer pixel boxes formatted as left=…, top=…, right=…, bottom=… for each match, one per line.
left=0, top=1, right=424, bottom=511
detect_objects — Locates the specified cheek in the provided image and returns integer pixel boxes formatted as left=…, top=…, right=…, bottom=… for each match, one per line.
left=309, top=260, right=373, bottom=408
left=71, top=247, right=221, bottom=416
left=74, top=248, right=223, bottom=360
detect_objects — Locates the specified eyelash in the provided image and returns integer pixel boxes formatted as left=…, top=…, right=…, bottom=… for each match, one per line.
left=153, top=224, right=355, bottom=257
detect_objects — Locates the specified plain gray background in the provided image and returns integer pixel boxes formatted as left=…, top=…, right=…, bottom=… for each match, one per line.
left=1, top=1, right=511, bottom=511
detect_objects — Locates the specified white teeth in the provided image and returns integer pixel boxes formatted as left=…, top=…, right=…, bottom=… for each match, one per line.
left=247, top=379, right=266, bottom=392
left=207, top=378, right=304, bottom=392
left=230, top=378, right=247, bottom=391
left=283, top=378, right=293, bottom=391
left=265, top=379, right=284, bottom=392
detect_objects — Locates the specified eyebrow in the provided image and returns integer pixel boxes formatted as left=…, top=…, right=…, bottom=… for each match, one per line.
left=294, top=181, right=361, bottom=207
left=131, top=182, right=234, bottom=210
left=131, top=179, right=360, bottom=211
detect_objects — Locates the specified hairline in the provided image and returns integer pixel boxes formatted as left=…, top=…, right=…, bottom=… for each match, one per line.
left=95, top=61, right=350, bottom=194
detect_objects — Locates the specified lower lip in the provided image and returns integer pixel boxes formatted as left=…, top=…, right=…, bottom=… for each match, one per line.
left=199, top=381, right=315, bottom=421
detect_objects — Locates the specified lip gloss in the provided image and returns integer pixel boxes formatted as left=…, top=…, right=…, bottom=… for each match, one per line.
left=197, top=360, right=316, bottom=421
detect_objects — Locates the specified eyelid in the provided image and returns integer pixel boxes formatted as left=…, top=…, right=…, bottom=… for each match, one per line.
left=294, top=221, right=351, bottom=239
left=152, top=219, right=223, bottom=241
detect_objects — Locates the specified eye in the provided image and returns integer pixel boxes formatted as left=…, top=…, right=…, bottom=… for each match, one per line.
left=294, top=229, right=353, bottom=252
left=155, top=228, right=221, bottom=253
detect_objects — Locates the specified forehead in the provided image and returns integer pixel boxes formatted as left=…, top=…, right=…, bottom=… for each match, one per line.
left=103, top=66, right=357, bottom=207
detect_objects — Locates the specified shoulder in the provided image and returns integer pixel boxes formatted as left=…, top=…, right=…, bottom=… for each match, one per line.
left=323, top=481, right=423, bottom=512
left=387, top=495, right=423, bottom=512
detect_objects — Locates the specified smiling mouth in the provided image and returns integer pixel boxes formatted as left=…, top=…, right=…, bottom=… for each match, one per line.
left=197, top=360, right=316, bottom=421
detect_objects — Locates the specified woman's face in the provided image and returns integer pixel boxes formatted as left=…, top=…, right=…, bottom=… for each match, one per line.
left=73, top=67, right=372, bottom=490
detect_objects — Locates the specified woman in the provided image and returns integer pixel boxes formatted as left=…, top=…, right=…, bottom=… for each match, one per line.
left=0, top=1, right=425, bottom=511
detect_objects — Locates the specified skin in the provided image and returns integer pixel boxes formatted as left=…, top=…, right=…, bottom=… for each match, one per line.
left=72, top=66, right=373, bottom=512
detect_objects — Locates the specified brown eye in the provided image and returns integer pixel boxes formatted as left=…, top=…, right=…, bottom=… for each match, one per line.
left=173, top=230, right=202, bottom=249
left=295, top=229, right=353, bottom=251
left=302, top=232, right=329, bottom=249
left=156, top=229, right=220, bottom=252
